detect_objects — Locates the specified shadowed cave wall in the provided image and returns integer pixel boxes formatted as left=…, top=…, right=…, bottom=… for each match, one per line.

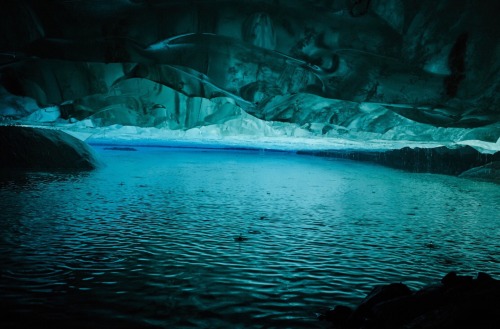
left=0, top=0, right=499, bottom=144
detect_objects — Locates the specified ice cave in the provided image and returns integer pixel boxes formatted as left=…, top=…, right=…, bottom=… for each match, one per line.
left=0, top=1, right=499, bottom=328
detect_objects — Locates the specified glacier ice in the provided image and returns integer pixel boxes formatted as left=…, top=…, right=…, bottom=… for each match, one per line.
left=0, top=0, right=498, bottom=158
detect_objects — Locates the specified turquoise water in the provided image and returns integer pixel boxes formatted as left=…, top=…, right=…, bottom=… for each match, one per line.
left=1, top=145, right=499, bottom=328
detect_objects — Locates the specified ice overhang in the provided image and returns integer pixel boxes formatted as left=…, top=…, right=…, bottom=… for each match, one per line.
left=0, top=0, right=499, bottom=148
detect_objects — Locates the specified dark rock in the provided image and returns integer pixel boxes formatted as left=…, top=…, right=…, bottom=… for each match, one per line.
left=0, top=125, right=100, bottom=170
left=322, top=272, right=500, bottom=329
left=103, top=146, right=137, bottom=151
left=459, top=161, right=500, bottom=183
left=351, top=283, right=412, bottom=322
left=298, top=146, right=499, bottom=176
left=379, top=146, right=495, bottom=175
left=369, top=285, right=446, bottom=328
left=476, top=272, right=494, bottom=284
left=319, top=305, right=352, bottom=326
left=441, top=271, right=473, bottom=287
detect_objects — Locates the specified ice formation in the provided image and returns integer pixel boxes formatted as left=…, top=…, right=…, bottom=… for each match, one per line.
left=0, top=0, right=498, bottom=155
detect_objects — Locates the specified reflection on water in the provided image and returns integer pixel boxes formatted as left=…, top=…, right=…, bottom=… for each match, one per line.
left=1, top=146, right=499, bottom=328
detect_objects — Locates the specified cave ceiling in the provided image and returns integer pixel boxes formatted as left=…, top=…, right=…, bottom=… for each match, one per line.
left=0, top=0, right=499, bottom=134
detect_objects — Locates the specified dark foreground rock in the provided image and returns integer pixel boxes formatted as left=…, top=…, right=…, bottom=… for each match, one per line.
left=299, top=146, right=500, bottom=178
left=320, top=272, right=500, bottom=329
left=0, top=125, right=100, bottom=170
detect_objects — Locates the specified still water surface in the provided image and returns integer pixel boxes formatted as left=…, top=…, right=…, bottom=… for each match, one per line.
left=1, top=145, right=499, bottom=328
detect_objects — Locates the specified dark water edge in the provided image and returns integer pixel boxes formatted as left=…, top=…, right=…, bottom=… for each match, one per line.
left=298, top=145, right=500, bottom=178
left=1, top=146, right=499, bottom=328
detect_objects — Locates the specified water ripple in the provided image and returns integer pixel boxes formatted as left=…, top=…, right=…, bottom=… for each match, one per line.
left=1, top=147, right=499, bottom=328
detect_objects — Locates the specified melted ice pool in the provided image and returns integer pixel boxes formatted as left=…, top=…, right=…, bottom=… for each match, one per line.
left=1, top=145, right=499, bottom=328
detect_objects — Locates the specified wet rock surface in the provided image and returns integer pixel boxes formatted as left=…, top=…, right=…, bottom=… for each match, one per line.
left=299, top=146, right=500, bottom=178
left=320, top=272, right=500, bottom=329
left=459, top=161, right=500, bottom=183
left=0, top=125, right=100, bottom=170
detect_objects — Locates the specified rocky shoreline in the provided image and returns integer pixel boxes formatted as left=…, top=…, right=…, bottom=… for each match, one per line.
left=320, top=272, right=500, bottom=329
left=299, top=146, right=500, bottom=183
